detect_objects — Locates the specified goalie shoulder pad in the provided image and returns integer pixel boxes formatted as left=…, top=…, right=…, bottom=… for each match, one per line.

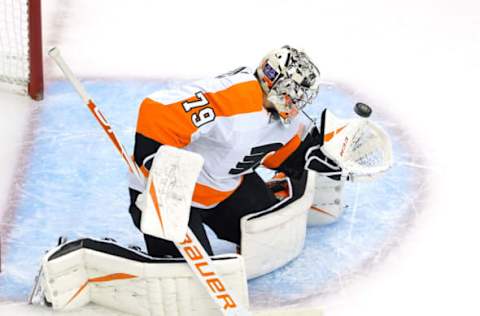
left=38, top=238, right=248, bottom=316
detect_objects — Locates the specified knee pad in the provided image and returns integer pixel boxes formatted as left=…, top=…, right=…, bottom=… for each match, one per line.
left=240, top=172, right=316, bottom=279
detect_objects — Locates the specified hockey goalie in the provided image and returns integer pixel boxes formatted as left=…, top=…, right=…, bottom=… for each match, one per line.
left=31, top=46, right=393, bottom=315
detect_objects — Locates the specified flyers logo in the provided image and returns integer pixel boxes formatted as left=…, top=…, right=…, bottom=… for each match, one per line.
left=229, top=143, right=282, bottom=175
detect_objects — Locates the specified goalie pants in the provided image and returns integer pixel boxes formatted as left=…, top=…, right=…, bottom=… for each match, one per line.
left=129, top=172, right=283, bottom=258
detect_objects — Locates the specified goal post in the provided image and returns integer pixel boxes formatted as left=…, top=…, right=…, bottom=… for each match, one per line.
left=0, top=0, right=44, bottom=100
left=28, top=0, right=44, bottom=100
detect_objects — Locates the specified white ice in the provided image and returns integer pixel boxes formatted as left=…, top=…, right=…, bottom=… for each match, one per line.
left=1, top=0, right=480, bottom=315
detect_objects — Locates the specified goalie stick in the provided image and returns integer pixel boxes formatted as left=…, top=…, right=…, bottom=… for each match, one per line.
left=48, top=47, right=324, bottom=316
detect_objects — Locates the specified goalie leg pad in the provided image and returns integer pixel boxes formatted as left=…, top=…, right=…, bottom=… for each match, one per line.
left=240, top=172, right=316, bottom=279
left=38, top=238, right=248, bottom=316
left=308, top=175, right=346, bottom=226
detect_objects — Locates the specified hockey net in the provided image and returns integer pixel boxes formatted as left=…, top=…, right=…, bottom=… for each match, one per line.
left=0, top=0, right=43, bottom=100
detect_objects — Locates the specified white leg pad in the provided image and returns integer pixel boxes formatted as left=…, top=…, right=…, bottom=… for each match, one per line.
left=308, top=175, right=345, bottom=226
left=38, top=238, right=248, bottom=316
left=240, top=172, right=316, bottom=279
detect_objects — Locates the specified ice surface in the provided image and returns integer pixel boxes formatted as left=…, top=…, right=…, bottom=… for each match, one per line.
left=0, top=80, right=427, bottom=311
left=0, top=0, right=479, bottom=315
left=0, top=91, right=32, bottom=222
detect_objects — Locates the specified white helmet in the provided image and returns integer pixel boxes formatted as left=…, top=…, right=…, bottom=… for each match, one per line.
left=256, top=45, right=320, bottom=124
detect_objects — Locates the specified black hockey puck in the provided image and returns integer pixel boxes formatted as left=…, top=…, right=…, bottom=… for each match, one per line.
left=354, top=102, right=372, bottom=118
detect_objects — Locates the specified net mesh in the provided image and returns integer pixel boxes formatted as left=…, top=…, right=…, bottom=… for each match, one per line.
left=0, top=0, right=30, bottom=94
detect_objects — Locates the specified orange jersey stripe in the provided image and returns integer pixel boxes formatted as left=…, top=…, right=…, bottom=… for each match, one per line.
left=262, top=135, right=301, bottom=169
left=136, top=97, right=197, bottom=148
left=136, top=80, right=263, bottom=148
left=205, top=80, right=263, bottom=117
left=192, top=180, right=241, bottom=207
left=132, top=154, right=237, bottom=208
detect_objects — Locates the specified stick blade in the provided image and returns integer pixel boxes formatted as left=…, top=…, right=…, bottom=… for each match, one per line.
left=140, top=146, right=204, bottom=242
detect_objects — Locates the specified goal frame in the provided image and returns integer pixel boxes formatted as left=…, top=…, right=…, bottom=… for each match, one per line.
left=27, top=0, right=44, bottom=100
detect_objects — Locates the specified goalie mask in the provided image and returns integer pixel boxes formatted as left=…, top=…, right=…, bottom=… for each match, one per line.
left=256, top=46, right=320, bottom=124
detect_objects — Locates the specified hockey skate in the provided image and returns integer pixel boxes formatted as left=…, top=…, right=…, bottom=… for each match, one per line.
left=28, top=236, right=68, bottom=306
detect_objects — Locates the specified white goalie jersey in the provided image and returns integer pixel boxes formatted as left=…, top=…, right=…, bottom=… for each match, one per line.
left=131, top=68, right=313, bottom=209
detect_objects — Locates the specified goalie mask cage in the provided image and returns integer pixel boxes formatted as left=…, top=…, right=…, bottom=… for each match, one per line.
left=0, top=0, right=43, bottom=100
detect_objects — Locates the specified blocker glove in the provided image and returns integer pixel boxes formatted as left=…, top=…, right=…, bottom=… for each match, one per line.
left=305, top=144, right=343, bottom=181
left=279, top=125, right=343, bottom=181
